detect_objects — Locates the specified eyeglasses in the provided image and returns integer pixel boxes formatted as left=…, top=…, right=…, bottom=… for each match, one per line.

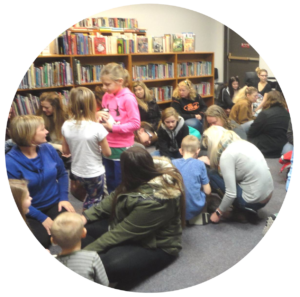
left=145, top=129, right=153, bottom=139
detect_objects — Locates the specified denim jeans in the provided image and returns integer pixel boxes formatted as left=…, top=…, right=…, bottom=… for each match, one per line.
left=185, top=118, right=203, bottom=134
left=241, top=120, right=254, bottom=135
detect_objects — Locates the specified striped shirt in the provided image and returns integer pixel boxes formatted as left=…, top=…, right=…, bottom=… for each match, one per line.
left=56, top=250, right=109, bottom=286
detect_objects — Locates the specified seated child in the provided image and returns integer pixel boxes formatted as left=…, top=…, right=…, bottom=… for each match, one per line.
left=51, top=212, right=109, bottom=286
left=172, top=135, right=211, bottom=225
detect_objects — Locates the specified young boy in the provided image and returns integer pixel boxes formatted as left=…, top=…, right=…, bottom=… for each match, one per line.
left=172, top=135, right=211, bottom=225
left=51, top=212, right=109, bottom=286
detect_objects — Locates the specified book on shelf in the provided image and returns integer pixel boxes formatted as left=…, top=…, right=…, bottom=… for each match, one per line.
left=94, top=36, right=106, bottom=54
left=182, top=32, right=195, bottom=52
left=177, top=61, right=212, bottom=77
left=163, top=34, right=172, bottom=53
left=149, top=85, right=174, bottom=102
left=172, top=34, right=184, bottom=52
left=73, top=17, right=138, bottom=29
left=132, top=63, right=174, bottom=81
left=137, top=37, right=148, bottom=53
left=152, top=37, right=164, bottom=53
left=194, top=82, right=211, bottom=96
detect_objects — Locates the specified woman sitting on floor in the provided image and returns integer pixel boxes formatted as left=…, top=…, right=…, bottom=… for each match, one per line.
left=201, top=126, right=274, bottom=223
left=247, top=90, right=290, bottom=158
left=5, top=115, right=74, bottom=248
left=81, top=146, right=185, bottom=288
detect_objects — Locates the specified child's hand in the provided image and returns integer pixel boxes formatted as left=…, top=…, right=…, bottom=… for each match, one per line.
left=198, top=156, right=210, bottom=165
left=97, top=111, right=109, bottom=123
left=195, top=114, right=202, bottom=120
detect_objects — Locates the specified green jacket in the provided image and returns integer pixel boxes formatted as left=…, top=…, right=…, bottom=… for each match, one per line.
left=83, top=162, right=183, bottom=256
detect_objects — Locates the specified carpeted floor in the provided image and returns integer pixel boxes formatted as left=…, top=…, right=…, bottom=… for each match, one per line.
left=52, top=157, right=287, bottom=292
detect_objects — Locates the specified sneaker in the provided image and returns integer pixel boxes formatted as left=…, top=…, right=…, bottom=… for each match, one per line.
left=262, top=214, right=277, bottom=235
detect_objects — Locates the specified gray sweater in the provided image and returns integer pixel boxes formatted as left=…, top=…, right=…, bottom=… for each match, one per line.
left=219, top=140, right=274, bottom=212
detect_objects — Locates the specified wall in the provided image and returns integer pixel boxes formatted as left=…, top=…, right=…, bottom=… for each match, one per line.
left=259, top=56, right=275, bottom=78
left=91, top=4, right=225, bottom=81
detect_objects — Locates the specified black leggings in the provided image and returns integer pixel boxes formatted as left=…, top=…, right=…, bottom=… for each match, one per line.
left=82, top=220, right=176, bottom=286
left=27, top=203, right=66, bottom=249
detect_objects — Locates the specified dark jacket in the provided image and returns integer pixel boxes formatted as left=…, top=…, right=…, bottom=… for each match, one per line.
left=247, top=105, right=290, bottom=158
left=83, top=158, right=183, bottom=256
left=171, top=94, right=207, bottom=120
left=216, top=87, right=234, bottom=110
left=138, top=99, right=161, bottom=131
left=157, top=116, right=189, bottom=158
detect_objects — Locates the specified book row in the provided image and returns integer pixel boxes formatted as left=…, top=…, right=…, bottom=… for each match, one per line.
left=149, top=86, right=174, bottom=102
left=74, top=60, right=125, bottom=84
left=13, top=91, right=70, bottom=116
left=193, top=82, right=211, bottom=96
left=19, top=61, right=73, bottom=90
left=132, top=63, right=175, bottom=81
left=73, top=17, right=139, bottom=29
left=177, top=61, right=212, bottom=77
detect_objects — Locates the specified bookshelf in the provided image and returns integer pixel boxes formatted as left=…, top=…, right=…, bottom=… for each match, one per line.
left=14, top=52, right=214, bottom=115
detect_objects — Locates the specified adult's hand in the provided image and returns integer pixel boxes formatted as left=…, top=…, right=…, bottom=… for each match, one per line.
left=198, top=156, right=210, bottom=166
left=42, top=217, right=53, bottom=235
left=195, top=114, right=202, bottom=120
left=58, top=201, right=75, bottom=213
left=210, top=212, right=221, bottom=224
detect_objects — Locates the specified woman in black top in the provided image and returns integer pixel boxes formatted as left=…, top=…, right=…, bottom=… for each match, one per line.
left=171, top=79, right=207, bottom=134
left=248, top=90, right=290, bottom=158
left=133, top=81, right=161, bottom=131
left=216, top=76, right=240, bottom=115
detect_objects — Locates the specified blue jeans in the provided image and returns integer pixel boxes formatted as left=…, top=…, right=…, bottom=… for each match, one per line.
left=103, top=158, right=122, bottom=194
left=185, top=118, right=203, bottom=134
left=281, top=142, right=293, bottom=155
left=241, top=120, right=254, bottom=135
left=208, top=169, right=267, bottom=212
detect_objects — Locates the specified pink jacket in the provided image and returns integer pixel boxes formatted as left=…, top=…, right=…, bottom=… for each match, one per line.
left=102, top=88, right=141, bottom=147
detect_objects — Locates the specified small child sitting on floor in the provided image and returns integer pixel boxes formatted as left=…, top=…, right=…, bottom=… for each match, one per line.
left=172, top=135, right=211, bottom=225
left=51, top=212, right=109, bottom=286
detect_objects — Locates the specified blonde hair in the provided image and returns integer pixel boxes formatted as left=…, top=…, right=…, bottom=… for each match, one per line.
left=36, top=92, right=67, bottom=140
left=9, top=179, right=29, bottom=223
left=133, top=81, right=153, bottom=112
left=255, top=67, right=268, bottom=76
left=51, top=212, right=84, bottom=249
left=68, top=87, right=96, bottom=123
left=181, top=135, right=200, bottom=153
left=172, top=79, right=197, bottom=100
left=233, top=86, right=258, bottom=104
left=263, top=90, right=287, bottom=110
left=100, top=63, right=130, bottom=87
left=203, top=126, right=241, bottom=169
left=158, top=107, right=179, bottom=129
left=10, top=115, right=44, bottom=147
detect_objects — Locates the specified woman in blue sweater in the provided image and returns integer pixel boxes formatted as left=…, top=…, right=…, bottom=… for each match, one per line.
left=6, top=115, right=74, bottom=248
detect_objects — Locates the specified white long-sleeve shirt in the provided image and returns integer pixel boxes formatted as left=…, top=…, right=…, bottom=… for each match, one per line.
left=219, top=140, right=274, bottom=212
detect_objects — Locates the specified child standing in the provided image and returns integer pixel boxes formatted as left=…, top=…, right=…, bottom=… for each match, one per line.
left=98, top=63, right=140, bottom=193
left=172, top=135, right=211, bottom=224
left=62, top=87, right=111, bottom=210
left=51, top=212, right=109, bottom=286
left=153, top=107, right=189, bottom=159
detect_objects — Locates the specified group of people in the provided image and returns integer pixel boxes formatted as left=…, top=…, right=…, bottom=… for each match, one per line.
left=5, top=63, right=291, bottom=288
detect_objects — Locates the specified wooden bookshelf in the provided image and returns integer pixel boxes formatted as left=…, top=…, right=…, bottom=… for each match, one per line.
left=15, top=52, right=214, bottom=114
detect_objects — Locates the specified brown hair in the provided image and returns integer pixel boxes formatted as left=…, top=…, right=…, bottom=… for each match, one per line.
left=94, top=85, right=105, bottom=109
left=68, top=87, right=96, bottom=123
left=158, top=107, right=179, bottom=129
left=134, top=121, right=158, bottom=146
left=100, top=63, right=130, bottom=87
left=263, top=90, right=287, bottom=110
left=36, top=92, right=67, bottom=140
left=133, top=81, right=154, bottom=111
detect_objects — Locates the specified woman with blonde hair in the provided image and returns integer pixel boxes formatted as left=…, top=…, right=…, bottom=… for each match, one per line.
left=171, top=79, right=207, bottom=134
left=201, top=126, right=273, bottom=224
left=248, top=90, right=290, bottom=157
left=62, top=87, right=111, bottom=210
left=6, top=115, right=74, bottom=248
left=133, top=81, right=161, bottom=131
left=229, top=86, right=258, bottom=134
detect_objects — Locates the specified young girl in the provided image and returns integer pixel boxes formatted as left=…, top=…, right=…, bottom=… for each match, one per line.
left=153, top=107, right=189, bottom=159
left=217, top=76, right=240, bottom=115
left=171, top=79, right=207, bottom=134
left=9, top=179, right=32, bottom=223
left=62, top=87, right=111, bottom=210
left=133, top=81, right=161, bottom=131
left=98, top=63, right=140, bottom=194
left=134, top=121, right=158, bottom=147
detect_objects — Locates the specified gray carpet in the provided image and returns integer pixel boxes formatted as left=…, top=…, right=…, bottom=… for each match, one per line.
left=53, top=157, right=287, bottom=292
